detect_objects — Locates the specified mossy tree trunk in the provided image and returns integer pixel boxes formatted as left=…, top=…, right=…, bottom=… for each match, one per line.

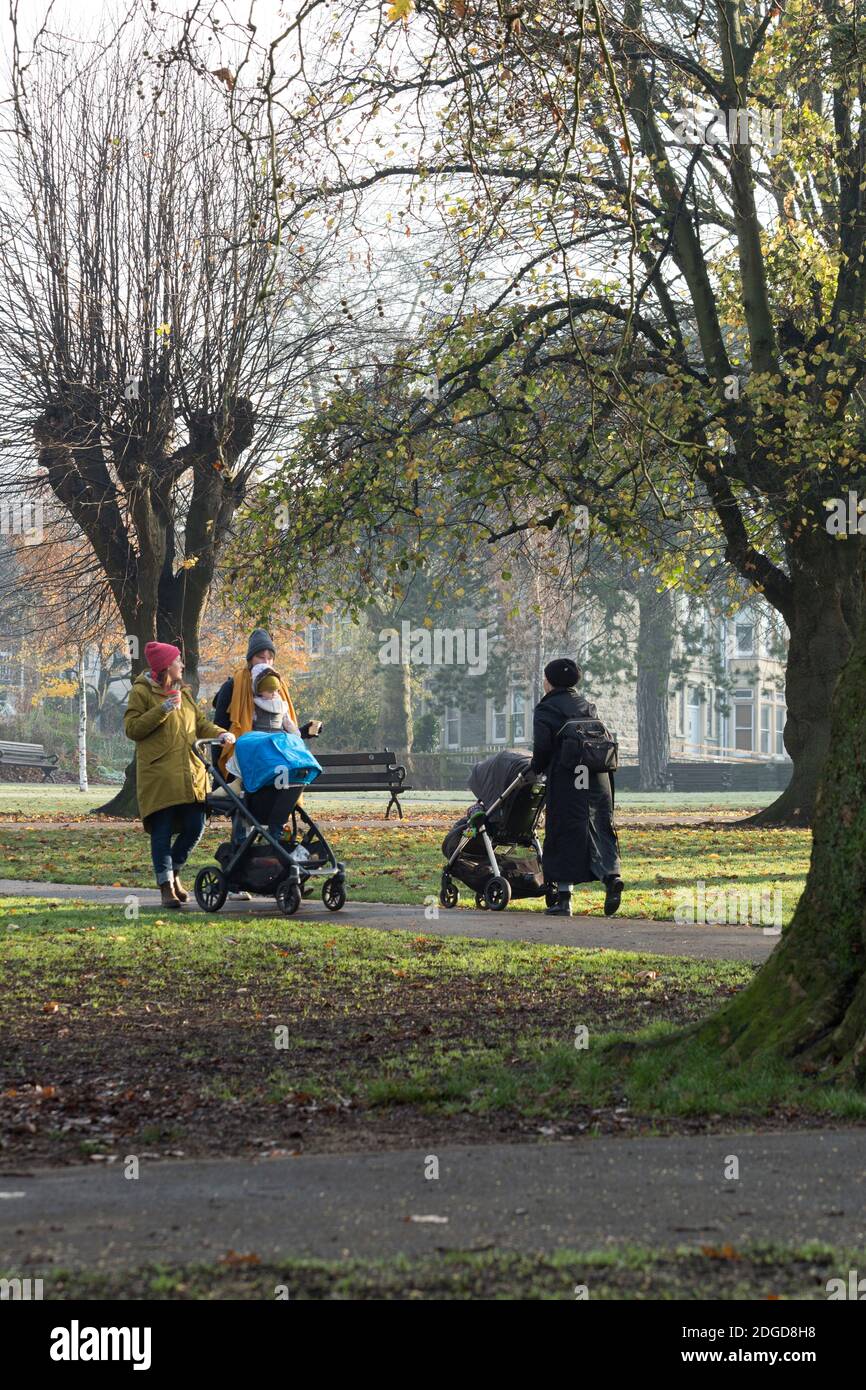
left=748, top=531, right=860, bottom=828
left=698, top=558, right=866, bottom=1081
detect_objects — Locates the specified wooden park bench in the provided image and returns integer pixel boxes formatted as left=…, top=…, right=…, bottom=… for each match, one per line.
left=0, top=740, right=60, bottom=782
left=305, top=749, right=411, bottom=819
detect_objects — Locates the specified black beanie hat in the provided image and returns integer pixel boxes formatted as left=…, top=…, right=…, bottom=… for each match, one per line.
left=247, top=628, right=275, bottom=662
left=545, top=657, right=581, bottom=689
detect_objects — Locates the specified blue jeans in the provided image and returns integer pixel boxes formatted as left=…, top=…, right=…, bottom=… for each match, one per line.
left=149, top=804, right=207, bottom=885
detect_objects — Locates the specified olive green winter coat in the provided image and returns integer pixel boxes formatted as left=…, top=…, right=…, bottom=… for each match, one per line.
left=124, top=674, right=225, bottom=828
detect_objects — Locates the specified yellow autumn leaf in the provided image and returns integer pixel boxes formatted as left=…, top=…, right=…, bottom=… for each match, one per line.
left=386, top=0, right=414, bottom=20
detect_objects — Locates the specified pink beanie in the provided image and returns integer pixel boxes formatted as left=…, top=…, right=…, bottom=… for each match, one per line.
left=144, top=641, right=181, bottom=679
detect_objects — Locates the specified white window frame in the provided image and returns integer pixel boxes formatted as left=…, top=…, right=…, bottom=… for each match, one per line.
left=511, top=689, right=527, bottom=742
left=491, top=702, right=507, bottom=742
left=445, top=707, right=460, bottom=749
left=775, top=699, right=786, bottom=757
left=735, top=621, right=755, bottom=656
left=760, top=703, right=770, bottom=755
left=733, top=689, right=754, bottom=752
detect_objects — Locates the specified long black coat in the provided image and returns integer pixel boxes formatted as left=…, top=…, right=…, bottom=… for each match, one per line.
left=531, top=687, right=617, bottom=885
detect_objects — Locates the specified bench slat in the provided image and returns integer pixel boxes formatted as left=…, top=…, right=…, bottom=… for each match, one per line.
left=0, top=757, right=57, bottom=766
left=315, top=752, right=398, bottom=769
left=308, top=774, right=399, bottom=789
left=0, top=753, right=56, bottom=762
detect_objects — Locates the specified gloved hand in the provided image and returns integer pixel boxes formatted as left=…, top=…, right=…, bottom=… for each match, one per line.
left=218, top=731, right=236, bottom=744
left=162, top=692, right=181, bottom=712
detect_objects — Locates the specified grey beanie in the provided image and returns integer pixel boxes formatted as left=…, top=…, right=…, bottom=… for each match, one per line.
left=247, top=628, right=275, bottom=662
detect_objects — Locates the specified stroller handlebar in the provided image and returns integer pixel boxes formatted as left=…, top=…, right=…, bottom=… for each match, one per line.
left=192, top=737, right=232, bottom=764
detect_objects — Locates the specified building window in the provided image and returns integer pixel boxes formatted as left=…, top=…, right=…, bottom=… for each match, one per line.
left=775, top=699, right=786, bottom=757
left=733, top=689, right=754, bottom=751
left=715, top=689, right=725, bottom=747
left=735, top=621, right=755, bottom=656
left=331, top=617, right=352, bottom=654
left=760, top=704, right=770, bottom=755
left=706, top=690, right=713, bottom=738
left=307, top=622, right=324, bottom=656
left=686, top=686, right=702, bottom=751
left=491, top=703, right=506, bottom=742
left=445, top=707, right=460, bottom=748
left=511, top=689, right=526, bottom=741
left=677, top=687, right=685, bottom=735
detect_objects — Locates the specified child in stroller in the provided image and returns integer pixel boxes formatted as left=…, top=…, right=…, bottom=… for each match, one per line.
left=191, top=733, right=347, bottom=916
left=439, top=749, right=558, bottom=912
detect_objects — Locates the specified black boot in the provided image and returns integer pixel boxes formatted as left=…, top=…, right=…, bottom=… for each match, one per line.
left=545, top=890, right=572, bottom=917
left=604, top=875, right=624, bottom=916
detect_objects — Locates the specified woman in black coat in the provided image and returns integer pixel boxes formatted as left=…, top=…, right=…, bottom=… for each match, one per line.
left=531, top=658, right=624, bottom=917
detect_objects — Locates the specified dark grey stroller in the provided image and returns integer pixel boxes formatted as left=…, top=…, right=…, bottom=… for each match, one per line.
left=191, top=739, right=346, bottom=916
left=439, top=749, right=556, bottom=911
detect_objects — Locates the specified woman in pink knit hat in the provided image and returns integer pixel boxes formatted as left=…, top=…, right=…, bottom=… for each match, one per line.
left=124, top=642, right=234, bottom=908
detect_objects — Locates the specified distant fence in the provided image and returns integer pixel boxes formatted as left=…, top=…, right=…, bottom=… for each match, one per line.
left=404, top=750, right=793, bottom=793
left=613, top=760, right=793, bottom=793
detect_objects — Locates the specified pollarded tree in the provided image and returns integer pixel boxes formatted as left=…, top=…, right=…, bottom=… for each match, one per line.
left=0, top=30, right=341, bottom=812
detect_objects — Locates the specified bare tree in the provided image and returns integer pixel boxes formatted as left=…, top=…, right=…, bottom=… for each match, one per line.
left=0, top=28, right=340, bottom=811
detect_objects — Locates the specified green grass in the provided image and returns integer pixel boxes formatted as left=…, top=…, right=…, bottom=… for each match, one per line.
left=1, top=897, right=860, bottom=1169
left=0, top=820, right=810, bottom=921
left=0, top=784, right=777, bottom=817
left=12, top=1242, right=857, bottom=1300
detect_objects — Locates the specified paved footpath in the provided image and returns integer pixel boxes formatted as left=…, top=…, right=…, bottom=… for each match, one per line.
left=0, top=879, right=776, bottom=960
left=2, top=1131, right=864, bottom=1271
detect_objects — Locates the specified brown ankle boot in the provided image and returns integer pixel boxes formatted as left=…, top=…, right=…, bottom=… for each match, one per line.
left=172, top=874, right=189, bottom=903
left=160, top=880, right=181, bottom=909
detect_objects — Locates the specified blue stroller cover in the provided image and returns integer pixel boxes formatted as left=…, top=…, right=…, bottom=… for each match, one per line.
left=233, top=731, right=323, bottom=793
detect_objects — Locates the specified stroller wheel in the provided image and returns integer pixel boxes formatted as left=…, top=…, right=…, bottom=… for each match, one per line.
left=276, top=878, right=302, bottom=915
left=194, top=866, right=228, bottom=913
left=474, top=892, right=488, bottom=911
left=322, top=876, right=346, bottom=911
left=439, top=877, right=459, bottom=909
left=483, top=875, right=511, bottom=912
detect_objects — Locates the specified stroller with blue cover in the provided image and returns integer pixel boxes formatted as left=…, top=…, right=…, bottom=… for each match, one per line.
left=191, top=734, right=347, bottom=916
left=439, top=749, right=556, bottom=911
